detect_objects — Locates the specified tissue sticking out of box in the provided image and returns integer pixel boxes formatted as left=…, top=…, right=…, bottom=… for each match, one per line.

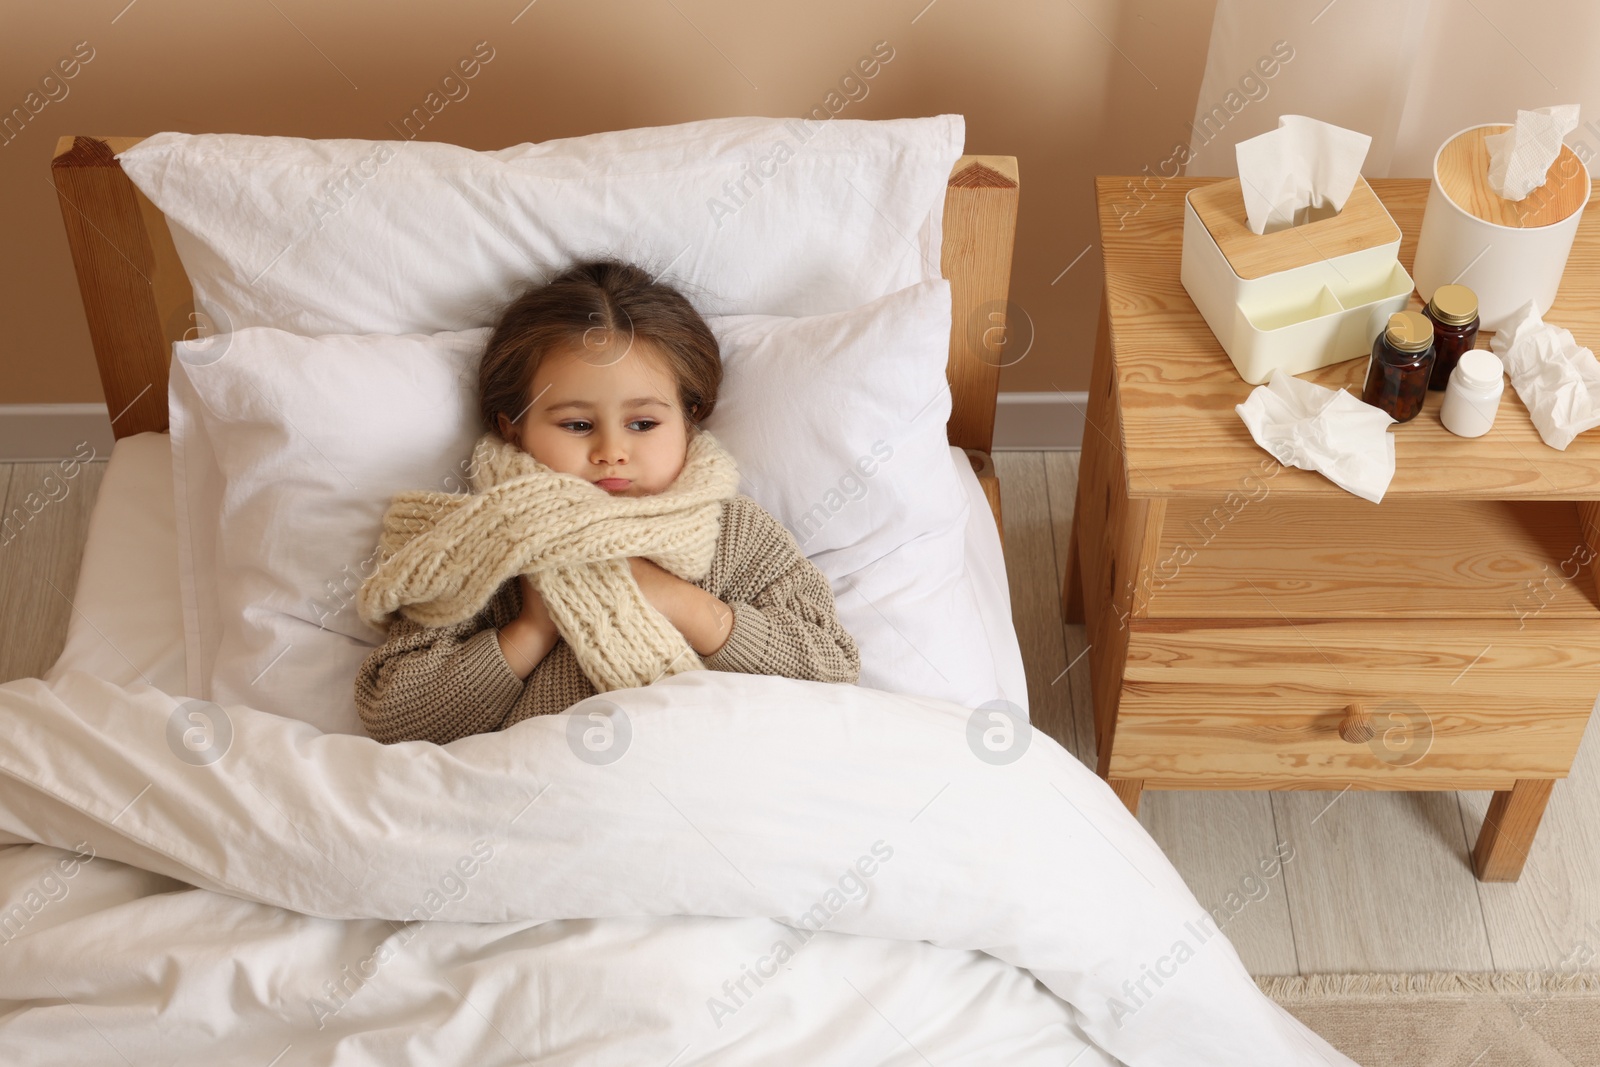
left=1234, top=115, right=1373, bottom=235
left=1488, top=298, right=1600, bottom=450
left=1235, top=368, right=1396, bottom=503
left=1485, top=105, right=1580, bottom=201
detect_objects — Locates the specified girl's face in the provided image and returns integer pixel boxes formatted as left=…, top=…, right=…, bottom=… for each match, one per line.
left=498, top=336, right=689, bottom=497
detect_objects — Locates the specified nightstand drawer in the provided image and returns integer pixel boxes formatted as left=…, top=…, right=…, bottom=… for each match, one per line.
left=1109, top=619, right=1600, bottom=790
left=1142, top=497, right=1600, bottom=620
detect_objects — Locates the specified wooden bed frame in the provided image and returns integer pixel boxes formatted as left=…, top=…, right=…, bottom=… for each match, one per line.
left=50, top=136, right=1019, bottom=541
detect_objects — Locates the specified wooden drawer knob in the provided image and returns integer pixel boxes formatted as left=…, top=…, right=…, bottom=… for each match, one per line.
left=1339, top=703, right=1376, bottom=744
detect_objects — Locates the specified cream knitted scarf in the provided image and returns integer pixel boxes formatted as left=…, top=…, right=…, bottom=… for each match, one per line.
left=356, top=427, right=741, bottom=693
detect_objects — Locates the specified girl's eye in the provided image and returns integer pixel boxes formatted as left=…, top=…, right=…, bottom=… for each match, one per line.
left=629, top=420, right=658, bottom=432
left=560, top=420, right=592, bottom=433
left=558, top=419, right=658, bottom=433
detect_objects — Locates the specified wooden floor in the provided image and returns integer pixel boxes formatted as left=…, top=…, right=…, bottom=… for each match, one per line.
left=5, top=451, right=1600, bottom=976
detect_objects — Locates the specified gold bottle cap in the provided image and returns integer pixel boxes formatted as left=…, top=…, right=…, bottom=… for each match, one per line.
left=1427, top=284, right=1478, bottom=326
left=1385, top=310, right=1434, bottom=353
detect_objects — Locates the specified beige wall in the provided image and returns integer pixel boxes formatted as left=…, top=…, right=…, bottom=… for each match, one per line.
left=3, top=0, right=1218, bottom=406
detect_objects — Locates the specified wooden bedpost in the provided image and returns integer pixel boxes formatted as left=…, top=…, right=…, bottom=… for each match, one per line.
left=942, top=156, right=1019, bottom=453
left=943, top=155, right=1020, bottom=542
left=52, top=135, right=193, bottom=440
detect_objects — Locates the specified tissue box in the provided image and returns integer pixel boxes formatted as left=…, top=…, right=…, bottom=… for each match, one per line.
left=1412, top=123, right=1592, bottom=331
left=1181, top=175, right=1414, bottom=384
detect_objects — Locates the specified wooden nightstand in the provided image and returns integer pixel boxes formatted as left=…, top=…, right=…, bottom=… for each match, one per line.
left=1064, top=175, right=1600, bottom=882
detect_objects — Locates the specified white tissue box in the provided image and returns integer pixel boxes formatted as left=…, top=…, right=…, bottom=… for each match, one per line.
left=1411, top=122, right=1592, bottom=332
left=1181, top=175, right=1414, bottom=384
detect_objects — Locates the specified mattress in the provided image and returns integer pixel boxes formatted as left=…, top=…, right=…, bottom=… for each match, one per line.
left=43, top=431, right=1030, bottom=714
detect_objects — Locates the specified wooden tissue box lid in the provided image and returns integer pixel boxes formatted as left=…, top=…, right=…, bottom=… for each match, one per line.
left=1188, top=174, right=1401, bottom=280
left=1436, top=123, right=1589, bottom=228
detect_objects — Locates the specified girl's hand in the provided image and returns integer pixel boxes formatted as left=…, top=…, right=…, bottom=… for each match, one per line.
left=517, top=573, right=550, bottom=626
left=629, top=557, right=733, bottom=656
left=497, top=573, right=558, bottom=681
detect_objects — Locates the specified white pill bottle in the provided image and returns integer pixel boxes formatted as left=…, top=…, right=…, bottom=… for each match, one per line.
left=1439, top=349, right=1504, bottom=438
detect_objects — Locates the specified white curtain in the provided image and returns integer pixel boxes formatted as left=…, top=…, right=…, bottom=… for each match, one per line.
left=1185, top=0, right=1600, bottom=179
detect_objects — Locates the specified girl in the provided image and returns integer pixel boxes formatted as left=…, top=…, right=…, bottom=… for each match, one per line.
left=353, top=258, right=861, bottom=746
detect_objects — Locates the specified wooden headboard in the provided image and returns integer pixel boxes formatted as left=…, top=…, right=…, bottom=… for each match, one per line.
left=50, top=136, right=1018, bottom=535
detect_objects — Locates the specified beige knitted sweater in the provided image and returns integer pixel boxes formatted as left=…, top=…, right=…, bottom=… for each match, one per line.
left=354, top=494, right=861, bottom=745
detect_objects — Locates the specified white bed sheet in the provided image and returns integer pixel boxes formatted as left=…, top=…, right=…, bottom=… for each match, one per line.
left=20, top=433, right=1081, bottom=1065
left=16, top=429, right=1085, bottom=1065
left=5, top=433, right=1359, bottom=1067
left=22, top=429, right=1085, bottom=1067
left=42, top=431, right=1030, bottom=714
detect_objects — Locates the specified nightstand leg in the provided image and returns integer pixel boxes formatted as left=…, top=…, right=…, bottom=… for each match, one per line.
left=1472, top=778, right=1555, bottom=882
left=1108, top=777, right=1143, bottom=815
left=1063, top=508, right=1085, bottom=624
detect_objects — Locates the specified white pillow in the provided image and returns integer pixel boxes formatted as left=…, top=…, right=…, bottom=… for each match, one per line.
left=170, top=281, right=1000, bottom=734
left=169, top=330, right=490, bottom=735
left=118, top=116, right=964, bottom=336
left=704, top=281, right=993, bottom=703
left=702, top=280, right=967, bottom=576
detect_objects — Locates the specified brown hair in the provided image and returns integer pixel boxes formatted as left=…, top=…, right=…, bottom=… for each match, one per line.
left=478, top=258, right=722, bottom=442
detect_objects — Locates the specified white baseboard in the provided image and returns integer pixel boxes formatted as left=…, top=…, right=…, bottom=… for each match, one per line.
left=993, top=391, right=1085, bottom=450
left=0, top=404, right=118, bottom=463
left=0, top=393, right=1088, bottom=462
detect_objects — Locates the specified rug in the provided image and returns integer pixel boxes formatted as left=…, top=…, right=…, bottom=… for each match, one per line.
left=1258, top=972, right=1600, bottom=1067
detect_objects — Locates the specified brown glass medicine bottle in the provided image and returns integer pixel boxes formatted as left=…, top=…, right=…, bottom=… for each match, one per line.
left=1361, top=310, right=1435, bottom=423
left=1422, top=284, right=1480, bottom=391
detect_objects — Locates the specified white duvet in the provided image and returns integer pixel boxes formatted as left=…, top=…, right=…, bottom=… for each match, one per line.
left=0, top=666, right=1355, bottom=1066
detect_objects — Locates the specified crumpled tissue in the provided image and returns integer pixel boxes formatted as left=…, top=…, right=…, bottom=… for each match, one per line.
left=1234, top=114, right=1373, bottom=235
left=1489, top=298, right=1600, bottom=450
left=1486, top=104, right=1580, bottom=201
left=1236, top=368, right=1396, bottom=503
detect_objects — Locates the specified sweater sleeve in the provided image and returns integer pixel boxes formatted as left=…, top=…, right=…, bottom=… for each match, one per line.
left=700, top=499, right=861, bottom=685
left=353, top=580, right=528, bottom=745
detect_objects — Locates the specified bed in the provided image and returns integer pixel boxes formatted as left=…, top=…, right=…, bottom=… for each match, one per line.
left=0, top=121, right=1360, bottom=1066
